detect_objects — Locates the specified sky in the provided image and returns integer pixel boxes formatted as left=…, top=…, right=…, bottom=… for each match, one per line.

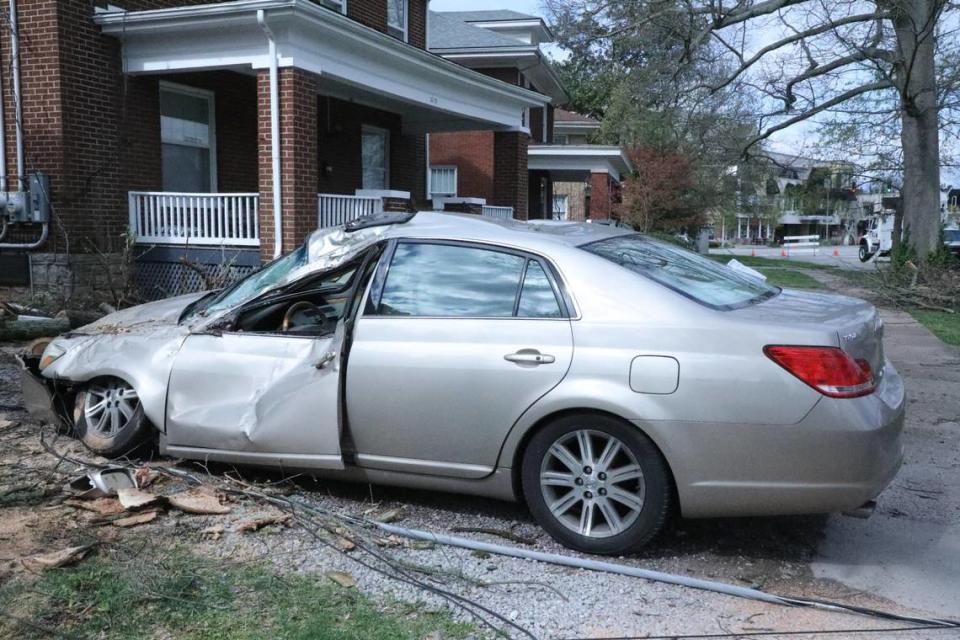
left=426, top=0, right=937, bottom=178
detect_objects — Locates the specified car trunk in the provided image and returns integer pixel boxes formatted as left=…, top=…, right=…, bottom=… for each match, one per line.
left=730, top=289, right=885, bottom=377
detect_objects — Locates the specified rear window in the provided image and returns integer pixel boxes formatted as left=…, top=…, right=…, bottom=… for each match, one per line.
left=583, top=235, right=778, bottom=309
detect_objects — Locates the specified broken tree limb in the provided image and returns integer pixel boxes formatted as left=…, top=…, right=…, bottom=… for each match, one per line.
left=450, top=526, right=536, bottom=546
left=0, top=317, right=70, bottom=341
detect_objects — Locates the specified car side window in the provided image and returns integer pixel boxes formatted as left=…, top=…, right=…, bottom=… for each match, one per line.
left=376, top=243, right=527, bottom=317
left=518, top=260, right=563, bottom=318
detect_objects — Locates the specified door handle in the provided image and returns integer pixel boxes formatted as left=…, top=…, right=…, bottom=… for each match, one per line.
left=316, top=351, right=337, bottom=370
left=504, top=349, right=555, bottom=365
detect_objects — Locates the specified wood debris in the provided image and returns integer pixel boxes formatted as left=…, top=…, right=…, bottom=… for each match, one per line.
left=236, top=512, right=292, bottom=533
left=168, top=487, right=231, bottom=515
left=21, top=544, right=95, bottom=573
left=326, top=570, right=358, bottom=588
left=117, top=487, right=162, bottom=510
left=201, top=524, right=225, bottom=540
left=375, top=507, right=403, bottom=523
left=133, top=465, right=162, bottom=489
left=65, top=497, right=125, bottom=516
left=113, top=510, right=160, bottom=528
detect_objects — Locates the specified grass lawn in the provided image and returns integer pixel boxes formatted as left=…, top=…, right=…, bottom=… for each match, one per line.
left=756, top=268, right=826, bottom=290
left=706, top=253, right=835, bottom=270
left=911, top=311, right=960, bottom=346
left=1, top=545, right=473, bottom=640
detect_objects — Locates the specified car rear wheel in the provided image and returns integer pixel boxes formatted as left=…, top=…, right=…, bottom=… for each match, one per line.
left=73, top=377, right=153, bottom=457
left=522, top=414, right=672, bottom=554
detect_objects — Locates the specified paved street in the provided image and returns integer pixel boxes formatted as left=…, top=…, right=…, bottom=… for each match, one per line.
left=710, top=244, right=885, bottom=270
left=811, top=308, right=960, bottom=618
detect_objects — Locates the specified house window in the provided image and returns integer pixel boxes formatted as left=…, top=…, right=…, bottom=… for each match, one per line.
left=362, top=126, right=390, bottom=190
left=318, top=0, right=347, bottom=13
left=552, top=194, right=569, bottom=220
left=429, top=166, right=457, bottom=199
left=554, top=134, right=569, bottom=145
left=160, top=83, right=216, bottom=193
left=387, top=0, right=407, bottom=41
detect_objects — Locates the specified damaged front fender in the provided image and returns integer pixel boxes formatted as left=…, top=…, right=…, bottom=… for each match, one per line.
left=38, top=293, right=208, bottom=432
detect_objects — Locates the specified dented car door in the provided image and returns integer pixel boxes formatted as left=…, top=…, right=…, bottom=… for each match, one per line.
left=164, top=320, right=346, bottom=469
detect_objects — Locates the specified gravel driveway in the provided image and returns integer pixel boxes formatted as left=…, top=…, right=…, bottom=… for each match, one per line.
left=2, top=285, right=958, bottom=639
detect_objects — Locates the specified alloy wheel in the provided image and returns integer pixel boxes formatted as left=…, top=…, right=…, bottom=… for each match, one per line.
left=83, top=379, right=140, bottom=438
left=539, top=429, right=646, bottom=538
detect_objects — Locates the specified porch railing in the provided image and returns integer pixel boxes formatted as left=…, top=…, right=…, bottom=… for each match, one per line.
left=318, top=193, right=384, bottom=228
left=129, top=192, right=260, bottom=246
left=482, top=205, right=514, bottom=220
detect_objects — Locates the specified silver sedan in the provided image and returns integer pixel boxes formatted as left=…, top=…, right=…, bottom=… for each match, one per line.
left=21, top=212, right=904, bottom=554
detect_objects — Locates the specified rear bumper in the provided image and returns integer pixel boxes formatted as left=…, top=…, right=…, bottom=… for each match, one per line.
left=16, top=354, right=70, bottom=427
left=648, top=360, right=906, bottom=519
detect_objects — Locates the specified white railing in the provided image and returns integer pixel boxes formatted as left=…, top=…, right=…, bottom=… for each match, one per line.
left=782, top=234, right=821, bottom=255
left=318, top=193, right=384, bottom=228
left=129, top=192, right=260, bottom=246
left=482, top=205, right=514, bottom=220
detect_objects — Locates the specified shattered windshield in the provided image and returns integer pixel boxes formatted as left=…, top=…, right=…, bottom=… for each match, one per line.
left=583, top=235, right=778, bottom=309
left=198, top=245, right=309, bottom=317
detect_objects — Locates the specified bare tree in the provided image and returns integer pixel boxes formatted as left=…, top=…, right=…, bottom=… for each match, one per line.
left=547, top=0, right=956, bottom=257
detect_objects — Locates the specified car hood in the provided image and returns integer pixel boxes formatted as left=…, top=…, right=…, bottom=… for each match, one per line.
left=73, top=292, right=209, bottom=336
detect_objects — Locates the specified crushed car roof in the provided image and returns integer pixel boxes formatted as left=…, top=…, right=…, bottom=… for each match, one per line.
left=309, top=211, right=629, bottom=259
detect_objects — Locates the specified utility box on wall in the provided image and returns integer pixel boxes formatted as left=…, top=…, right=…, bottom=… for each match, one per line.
left=2, top=172, right=50, bottom=224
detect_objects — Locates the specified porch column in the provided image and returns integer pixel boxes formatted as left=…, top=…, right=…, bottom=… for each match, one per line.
left=493, top=131, right=529, bottom=220
left=589, top=171, right=612, bottom=220
left=257, top=67, right=319, bottom=262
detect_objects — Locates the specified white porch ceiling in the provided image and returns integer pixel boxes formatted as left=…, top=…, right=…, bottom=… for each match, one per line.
left=528, top=145, right=633, bottom=183
left=94, top=0, right=549, bottom=134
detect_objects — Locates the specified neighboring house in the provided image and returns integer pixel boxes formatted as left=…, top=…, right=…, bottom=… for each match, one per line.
left=730, top=151, right=860, bottom=243
left=427, top=10, right=563, bottom=220
left=427, top=12, right=631, bottom=222
left=545, top=109, right=631, bottom=222
left=0, top=0, right=547, bottom=298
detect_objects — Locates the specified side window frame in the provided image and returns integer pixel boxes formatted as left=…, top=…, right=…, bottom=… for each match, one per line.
left=364, top=239, right=572, bottom=320
left=222, top=246, right=381, bottom=338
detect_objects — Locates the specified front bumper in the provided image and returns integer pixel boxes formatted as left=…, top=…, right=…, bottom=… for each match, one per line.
left=16, top=353, right=71, bottom=427
left=654, top=360, right=906, bottom=519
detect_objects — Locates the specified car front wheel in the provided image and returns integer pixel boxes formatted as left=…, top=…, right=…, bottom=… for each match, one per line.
left=859, top=244, right=872, bottom=262
left=522, top=414, right=672, bottom=554
left=73, top=377, right=153, bottom=457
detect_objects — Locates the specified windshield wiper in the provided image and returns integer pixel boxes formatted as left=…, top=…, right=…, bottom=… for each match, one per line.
left=179, top=290, right=219, bottom=323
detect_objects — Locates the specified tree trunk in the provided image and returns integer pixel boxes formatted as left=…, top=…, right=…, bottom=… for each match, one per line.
left=0, top=318, right=70, bottom=341
left=893, top=0, right=942, bottom=258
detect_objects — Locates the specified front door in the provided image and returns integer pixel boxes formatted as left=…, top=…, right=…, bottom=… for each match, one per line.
left=346, top=241, right=574, bottom=476
left=165, top=325, right=345, bottom=469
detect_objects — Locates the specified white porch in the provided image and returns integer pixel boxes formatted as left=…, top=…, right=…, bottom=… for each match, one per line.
left=98, top=0, right=548, bottom=258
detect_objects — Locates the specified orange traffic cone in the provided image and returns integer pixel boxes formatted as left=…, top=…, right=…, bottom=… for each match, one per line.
left=833, top=247, right=840, bottom=257
left=781, top=248, right=788, bottom=257
left=751, top=248, right=757, bottom=257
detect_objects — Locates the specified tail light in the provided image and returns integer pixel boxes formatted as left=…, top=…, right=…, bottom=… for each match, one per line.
left=764, top=346, right=876, bottom=398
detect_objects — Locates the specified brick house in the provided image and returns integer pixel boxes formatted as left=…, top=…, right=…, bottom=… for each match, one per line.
left=0, top=0, right=548, bottom=298
left=544, top=109, right=632, bottom=222
left=426, top=11, right=631, bottom=222
left=427, top=10, right=566, bottom=221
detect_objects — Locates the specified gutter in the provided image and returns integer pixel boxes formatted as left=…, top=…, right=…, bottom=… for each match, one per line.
left=257, top=9, right=283, bottom=260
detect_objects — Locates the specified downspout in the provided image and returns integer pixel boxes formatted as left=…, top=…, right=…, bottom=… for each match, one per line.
left=0, top=21, right=7, bottom=196
left=257, top=9, right=283, bottom=260
left=9, top=0, right=23, bottom=191
left=424, top=1, right=431, bottom=206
